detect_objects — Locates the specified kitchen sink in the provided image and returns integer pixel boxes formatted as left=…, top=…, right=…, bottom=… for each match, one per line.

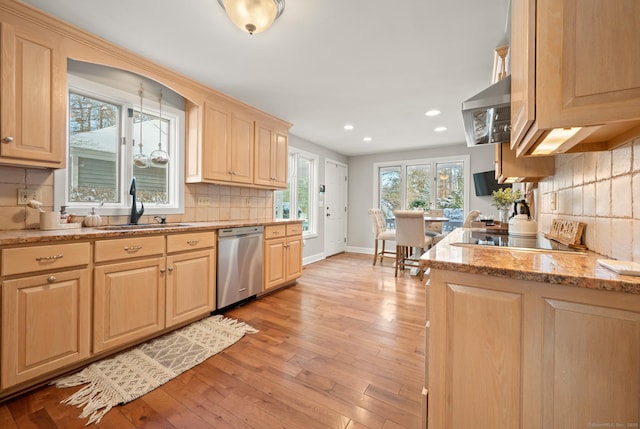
left=93, top=223, right=191, bottom=230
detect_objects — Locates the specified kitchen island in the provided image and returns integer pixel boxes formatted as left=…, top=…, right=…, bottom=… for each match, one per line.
left=419, top=228, right=640, bottom=429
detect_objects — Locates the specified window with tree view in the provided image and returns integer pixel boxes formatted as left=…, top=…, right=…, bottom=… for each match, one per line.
left=57, top=75, right=184, bottom=215
left=274, top=150, right=317, bottom=234
left=375, top=157, right=468, bottom=231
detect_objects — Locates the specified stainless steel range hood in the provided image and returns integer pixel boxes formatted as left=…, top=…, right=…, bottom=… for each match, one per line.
left=462, top=75, right=511, bottom=147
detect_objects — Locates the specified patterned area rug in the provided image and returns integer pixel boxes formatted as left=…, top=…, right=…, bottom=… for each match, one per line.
left=53, top=315, right=257, bottom=425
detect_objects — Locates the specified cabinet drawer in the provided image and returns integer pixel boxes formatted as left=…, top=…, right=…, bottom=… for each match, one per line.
left=286, top=223, right=303, bottom=236
left=95, top=236, right=165, bottom=263
left=265, top=225, right=286, bottom=239
left=167, top=231, right=216, bottom=253
left=2, top=242, right=90, bottom=276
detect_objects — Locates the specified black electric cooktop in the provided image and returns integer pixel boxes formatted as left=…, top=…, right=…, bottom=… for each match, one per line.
left=452, top=230, right=585, bottom=254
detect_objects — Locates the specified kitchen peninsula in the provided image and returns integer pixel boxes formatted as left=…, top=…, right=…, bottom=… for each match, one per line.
left=420, top=228, right=640, bottom=428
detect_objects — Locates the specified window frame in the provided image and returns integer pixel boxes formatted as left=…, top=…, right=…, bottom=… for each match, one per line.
left=274, top=148, right=318, bottom=237
left=55, top=74, right=185, bottom=216
left=373, top=154, right=470, bottom=224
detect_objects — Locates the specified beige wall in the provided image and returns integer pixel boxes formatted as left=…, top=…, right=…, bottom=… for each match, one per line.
left=0, top=165, right=273, bottom=229
left=538, top=137, right=639, bottom=261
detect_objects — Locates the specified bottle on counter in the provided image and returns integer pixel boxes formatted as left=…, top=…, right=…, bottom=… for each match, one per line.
left=59, top=205, right=68, bottom=223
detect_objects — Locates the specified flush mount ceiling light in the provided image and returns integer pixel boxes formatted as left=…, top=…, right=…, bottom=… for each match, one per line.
left=425, top=109, right=441, bottom=117
left=343, top=124, right=354, bottom=131
left=217, top=0, right=285, bottom=35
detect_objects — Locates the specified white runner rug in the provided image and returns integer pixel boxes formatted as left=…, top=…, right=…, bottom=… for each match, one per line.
left=53, top=315, right=257, bottom=425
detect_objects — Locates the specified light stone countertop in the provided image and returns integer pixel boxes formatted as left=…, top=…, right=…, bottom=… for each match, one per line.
left=0, top=219, right=302, bottom=246
left=420, top=228, right=640, bottom=295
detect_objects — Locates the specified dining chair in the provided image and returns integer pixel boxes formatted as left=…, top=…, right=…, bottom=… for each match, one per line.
left=393, top=210, right=432, bottom=280
left=368, top=208, right=396, bottom=266
left=424, top=209, right=446, bottom=246
left=463, top=210, right=481, bottom=227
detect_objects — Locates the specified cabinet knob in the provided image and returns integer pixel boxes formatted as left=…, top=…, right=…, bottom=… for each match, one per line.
left=168, top=267, right=174, bottom=272
left=160, top=268, right=166, bottom=273
left=2, top=136, right=14, bottom=143
left=47, top=276, right=57, bottom=283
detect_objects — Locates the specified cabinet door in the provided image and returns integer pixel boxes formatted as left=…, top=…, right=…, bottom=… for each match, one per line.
left=272, top=130, right=288, bottom=187
left=0, top=22, right=66, bottom=167
left=2, top=268, right=91, bottom=388
left=202, top=101, right=232, bottom=182
left=230, top=110, right=254, bottom=184
left=510, top=0, right=536, bottom=148
left=285, top=235, right=303, bottom=282
left=254, top=123, right=273, bottom=186
left=264, top=237, right=286, bottom=290
left=429, top=281, right=523, bottom=428
left=542, top=299, right=640, bottom=427
left=166, top=249, right=215, bottom=327
left=537, top=0, right=640, bottom=128
left=254, top=122, right=288, bottom=188
left=93, top=257, right=165, bottom=353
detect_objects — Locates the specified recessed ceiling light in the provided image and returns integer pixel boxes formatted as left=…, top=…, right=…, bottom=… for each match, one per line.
left=344, top=124, right=354, bottom=131
left=425, top=109, right=441, bottom=117
left=363, top=137, right=372, bottom=142
left=434, top=126, right=447, bottom=132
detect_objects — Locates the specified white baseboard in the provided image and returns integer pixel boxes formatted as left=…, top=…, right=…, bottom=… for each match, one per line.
left=303, top=253, right=327, bottom=266
left=346, top=246, right=374, bottom=255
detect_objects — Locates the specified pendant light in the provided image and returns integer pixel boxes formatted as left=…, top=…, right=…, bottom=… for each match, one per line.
left=217, top=0, right=285, bottom=35
left=133, top=84, right=149, bottom=168
left=150, top=90, right=170, bottom=168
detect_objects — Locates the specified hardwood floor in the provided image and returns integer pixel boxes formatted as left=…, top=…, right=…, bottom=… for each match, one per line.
left=0, top=253, right=426, bottom=429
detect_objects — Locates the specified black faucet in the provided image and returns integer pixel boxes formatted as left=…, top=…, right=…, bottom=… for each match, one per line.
left=129, top=177, right=144, bottom=224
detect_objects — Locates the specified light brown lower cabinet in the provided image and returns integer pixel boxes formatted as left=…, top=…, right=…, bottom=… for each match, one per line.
left=1, top=268, right=91, bottom=389
left=426, top=269, right=640, bottom=428
left=1, top=242, right=92, bottom=389
left=263, top=223, right=303, bottom=292
left=93, top=232, right=217, bottom=353
left=93, top=256, right=166, bottom=354
left=165, top=232, right=216, bottom=328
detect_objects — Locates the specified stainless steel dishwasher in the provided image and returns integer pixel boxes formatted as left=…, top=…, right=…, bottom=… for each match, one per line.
left=217, top=226, right=263, bottom=309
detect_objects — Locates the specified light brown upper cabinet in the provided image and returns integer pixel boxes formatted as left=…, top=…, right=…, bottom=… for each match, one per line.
left=201, top=99, right=255, bottom=185
left=511, top=0, right=640, bottom=157
left=254, top=119, right=288, bottom=188
left=190, top=94, right=291, bottom=189
left=495, top=142, right=554, bottom=184
left=0, top=21, right=66, bottom=168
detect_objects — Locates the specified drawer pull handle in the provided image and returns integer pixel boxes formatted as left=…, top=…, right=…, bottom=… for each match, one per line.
left=187, top=240, right=200, bottom=245
left=124, top=245, right=143, bottom=252
left=35, top=254, right=63, bottom=261
left=47, top=276, right=57, bottom=283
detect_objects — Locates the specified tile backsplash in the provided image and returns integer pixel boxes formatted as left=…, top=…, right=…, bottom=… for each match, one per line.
left=0, top=165, right=274, bottom=230
left=538, top=137, right=639, bottom=261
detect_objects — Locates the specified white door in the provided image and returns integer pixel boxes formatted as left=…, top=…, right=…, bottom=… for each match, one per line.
left=325, top=160, right=347, bottom=256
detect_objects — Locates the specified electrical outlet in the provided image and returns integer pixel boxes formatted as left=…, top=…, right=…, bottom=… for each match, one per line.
left=17, top=189, right=42, bottom=205
left=197, top=196, right=211, bottom=207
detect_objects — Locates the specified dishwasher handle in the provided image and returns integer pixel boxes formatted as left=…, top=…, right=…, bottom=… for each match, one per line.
left=218, top=226, right=264, bottom=238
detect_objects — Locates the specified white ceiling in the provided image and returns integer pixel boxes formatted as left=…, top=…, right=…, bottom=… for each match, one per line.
left=22, top=0, right=510, bottom=157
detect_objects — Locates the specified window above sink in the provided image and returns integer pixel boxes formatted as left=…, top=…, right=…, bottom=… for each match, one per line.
left=54, top=61, right=186, bottom=217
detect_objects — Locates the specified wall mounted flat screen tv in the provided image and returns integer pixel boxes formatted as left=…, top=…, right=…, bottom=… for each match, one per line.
left=473, top=170, right=511, bottom=196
